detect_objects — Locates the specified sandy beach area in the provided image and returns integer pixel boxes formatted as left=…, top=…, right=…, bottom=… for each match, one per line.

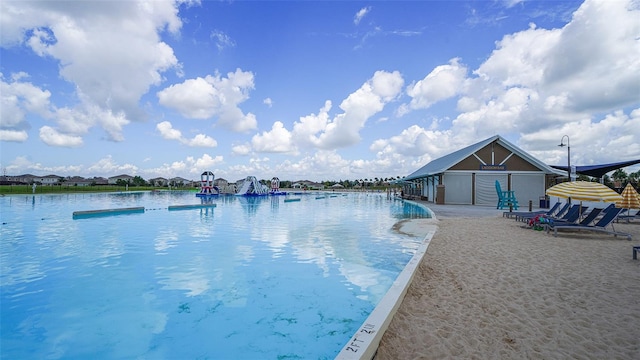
left=375, top=208, right=640, bottom=359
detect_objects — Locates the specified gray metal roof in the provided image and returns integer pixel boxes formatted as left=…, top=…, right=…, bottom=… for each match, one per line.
left=404, top=134, right=563, bottom=181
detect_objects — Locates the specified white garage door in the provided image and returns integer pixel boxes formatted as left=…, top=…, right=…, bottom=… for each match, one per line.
left=511, top=174, right=545, bottom=208
left=476, top=174, right=508, bottom=206
left=443, top=173, right=472, bottom=204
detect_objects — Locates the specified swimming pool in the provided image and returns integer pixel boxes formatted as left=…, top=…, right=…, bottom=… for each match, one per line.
left=0, top=191, right=431, bottom=359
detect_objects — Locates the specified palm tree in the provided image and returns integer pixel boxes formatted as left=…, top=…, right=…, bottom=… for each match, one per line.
left=628, top=170, right=639, bottom=186
left=612, top=169, right=628, bottom=189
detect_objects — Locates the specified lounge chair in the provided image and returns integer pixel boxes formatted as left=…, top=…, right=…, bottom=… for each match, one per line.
left=616, top=209, right=640, bottom=223
left=548, top=205, right=586, bottom=225
left=526, top=204, right=584, bottom=229
left=549, top=204, right=583, bottom=222
left=495, top=180, right=519, bottom=210
left=519, top=202, right=571, bottom=223
left=601, top=203, right=616, bottom=213
left=545, top=207, right=603, bottom=233
left=504, top=201, right=561, bottom=219
left=550, top=207, right=632, bottom=240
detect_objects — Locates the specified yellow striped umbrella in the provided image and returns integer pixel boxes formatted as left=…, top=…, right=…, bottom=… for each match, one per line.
left=546, top=181, right=622, bottom=203
left=616, top=183, right=640, bottom=210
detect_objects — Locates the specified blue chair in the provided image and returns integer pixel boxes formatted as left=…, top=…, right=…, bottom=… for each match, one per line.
left=550, top=207, right=632, bottom=240
left=495, top=180, right=519, bottom=210
left=519, top=202, right=570, bottom=223
left=508, top=201, right=561, bottom=221
left=546, top=207, right=603, bottom=233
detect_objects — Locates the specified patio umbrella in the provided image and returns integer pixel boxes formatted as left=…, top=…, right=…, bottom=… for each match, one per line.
left=546, top=181, right=623, bottom=203
left=616, top=183, right=640, bottom=210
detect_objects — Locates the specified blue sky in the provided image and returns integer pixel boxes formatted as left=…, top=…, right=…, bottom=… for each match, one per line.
left=1, top=0, right=639, bottom=182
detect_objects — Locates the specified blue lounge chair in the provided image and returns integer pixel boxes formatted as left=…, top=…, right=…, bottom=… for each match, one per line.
left=555, top=206, right=586, bottom=223
left=616, top=209, right=640, bottom=223
left=545, top=207, right=603, bottom=233
left=550, top=207, right=632, bottom=240
left=495, top=180, right=518, bottom=210
left=520, top=202, right=571, bottom=223
left=504, top=201, right=561, bottom=219
left=551, top=204, right=583, bottom=221
left=511, top=202, right=562, bottom=221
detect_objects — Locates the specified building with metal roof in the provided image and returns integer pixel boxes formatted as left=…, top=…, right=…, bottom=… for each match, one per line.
left=401, top=135, right=564, bottom=206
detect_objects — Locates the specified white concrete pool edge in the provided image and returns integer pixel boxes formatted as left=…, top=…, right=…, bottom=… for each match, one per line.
left=335, top=227, right=437, bottom=360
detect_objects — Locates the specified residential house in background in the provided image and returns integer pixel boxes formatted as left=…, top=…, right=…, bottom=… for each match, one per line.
left=65, top=176, right=92, bottom=187
left=108, top=174, right=134, bottom=185
left=1, top=174, right=37, bottom=184
left=292, top=180, right=324, bottom=190
left=169, top=177, right=192, bottom=187
left=149, top=177, right=168, bottom=187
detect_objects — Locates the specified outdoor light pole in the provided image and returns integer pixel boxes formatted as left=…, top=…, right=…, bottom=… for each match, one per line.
left=559, top=135, right=571, bottom=182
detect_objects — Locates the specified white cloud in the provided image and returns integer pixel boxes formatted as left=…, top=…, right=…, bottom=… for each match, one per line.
left=210, top=29, right=235, bottom=52
left=232, top=143, right=251, bottom=156
left=1, top=155, right=83, bottom=176
left=156, top=121, right=217, bottom=147
left=467, top=0, right=639, bottom=128
left=541, top=0, right=640, bottom=112
left=0, top=0, right=182, bottom=142
left=0, top=129, right=28, bottom=142
left=39, top=126, right=83, bottom=147
left=503, top=0, right=525, bottom=8
left=0, top=73, right=53, bottom=141
left=370, top=125, right=452, bottom=158
left=251, top=121, right=293, bottom=153
left=87, top=155, right=139, bottom=176
left=157, top=121, right=183, bottom=140
left=292, top=100, right=332, bottom=146
left=354, top=6, right=371, bottom=25
left=404, top=58, right=468, bottom=111
left=187, top=134, right=217, bottom=147
left=263, top=98, right=273, bottom=107
left=187, top=154, right=224, bottom=174
left=315, top=70, right=403, bottom=149
left=255, top=71, right=404, bottom=156
left=387, top=0, right=640, bottom=167
left=295, top=71, right=404, bottom=150
left=157, top=68, right=257, bottom=132
left=521, top=108, right=640, bottom=166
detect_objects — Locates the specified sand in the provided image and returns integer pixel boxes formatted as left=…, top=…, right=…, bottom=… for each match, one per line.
left=375, top=214, right=640, bottom=359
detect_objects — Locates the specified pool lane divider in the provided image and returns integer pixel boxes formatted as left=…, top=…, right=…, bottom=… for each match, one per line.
left=284, top=198, right=301, bottom=202
left=72, top=207, right=145, bottom=219
left=168, top=204, right=217, bottom=211
left=73, top=203, right=217, bottom=218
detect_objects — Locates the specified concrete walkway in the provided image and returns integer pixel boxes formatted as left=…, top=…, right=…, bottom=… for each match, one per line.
left=409, top=200, right=544, bottom=219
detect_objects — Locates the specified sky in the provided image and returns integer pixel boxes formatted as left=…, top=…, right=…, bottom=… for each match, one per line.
left=1, top=0, right=639, bottom=182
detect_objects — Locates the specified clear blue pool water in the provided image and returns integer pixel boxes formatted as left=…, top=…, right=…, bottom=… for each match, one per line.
left=0, top=191, right=431, bottom=359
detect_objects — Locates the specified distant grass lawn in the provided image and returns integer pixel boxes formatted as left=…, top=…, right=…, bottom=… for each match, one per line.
left=0, top=185, right=196, bottom=195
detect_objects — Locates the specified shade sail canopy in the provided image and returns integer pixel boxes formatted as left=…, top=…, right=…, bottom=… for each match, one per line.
left=616, top=183, right=640, bottom=209
left=550, top=159, right=640, bottom=178
left=546, top=181, right=623, bottom=202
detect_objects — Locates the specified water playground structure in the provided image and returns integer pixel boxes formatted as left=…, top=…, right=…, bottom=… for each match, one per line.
left=269, top=177, right=287, bottom=195
left=197, top=172, right=288, bottom=197
left=235, top=176, right=287, bottom=196
left=196, top=171, right=219, bottom=197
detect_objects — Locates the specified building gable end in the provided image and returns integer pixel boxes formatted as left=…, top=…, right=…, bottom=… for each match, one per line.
left=449, top=141, right=541, bottom=172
